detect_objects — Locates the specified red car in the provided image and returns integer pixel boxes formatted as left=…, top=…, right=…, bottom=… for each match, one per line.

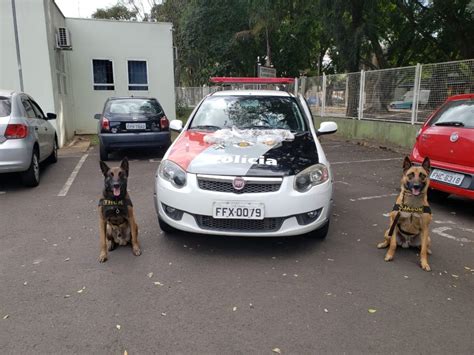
left=411, top=94, right=474, bottom=199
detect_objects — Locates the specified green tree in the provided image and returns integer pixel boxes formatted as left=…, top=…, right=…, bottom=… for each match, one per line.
left=92, top=4, right=138, bottom=20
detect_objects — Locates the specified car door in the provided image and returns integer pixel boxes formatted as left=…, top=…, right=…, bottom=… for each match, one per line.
left=20, top=96, right=47, bottom=160
left=30, top=98, right=54, bottom=158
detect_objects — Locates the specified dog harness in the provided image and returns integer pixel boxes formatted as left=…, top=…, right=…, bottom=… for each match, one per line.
left=99, top=198, right=133, bottom=219
left=388, top=199, right=431, bottom=237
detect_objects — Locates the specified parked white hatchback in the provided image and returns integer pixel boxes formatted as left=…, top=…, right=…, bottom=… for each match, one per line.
left=0, top=90, right=58, bottom=186
left=154, top=90, right=337, bottom=237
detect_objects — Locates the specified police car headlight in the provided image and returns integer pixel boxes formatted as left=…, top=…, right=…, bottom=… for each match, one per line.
left=294, top=164, right=329, bottom=192
left=158, top=160, right=187, bottom=188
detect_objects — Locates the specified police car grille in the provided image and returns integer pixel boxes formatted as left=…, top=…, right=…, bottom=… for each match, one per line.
left=197, top=179, right=281, bottom=194
left=196, top=215, right=284, bottom=232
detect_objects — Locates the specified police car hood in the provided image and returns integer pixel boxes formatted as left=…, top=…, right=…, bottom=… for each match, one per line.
left=166, top=128, right=319, bottom=177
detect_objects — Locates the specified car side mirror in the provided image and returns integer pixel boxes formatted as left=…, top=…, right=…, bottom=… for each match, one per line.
left=46, top=112, right=57, bottom=120
left=170, top=119, right=183, bottom=132
left=317, top=121, right=337, bottom=136
left=94, top=113, right=102, bottom=120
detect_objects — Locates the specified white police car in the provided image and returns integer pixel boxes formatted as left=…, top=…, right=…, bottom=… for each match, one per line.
left=154, top=88, right=337, bottom=237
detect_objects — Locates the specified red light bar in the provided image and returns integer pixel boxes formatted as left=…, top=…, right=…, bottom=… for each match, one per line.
left=210, top=77, right=295, bottom=84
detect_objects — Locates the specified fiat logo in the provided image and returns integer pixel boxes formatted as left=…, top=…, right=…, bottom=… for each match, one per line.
left=450, top=132, right=459, bottom=142
left=232, top=177, right=246, bottom=191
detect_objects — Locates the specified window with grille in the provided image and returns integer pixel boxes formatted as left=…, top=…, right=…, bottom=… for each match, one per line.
left=128, top=60, right=148, bottom=91
left=92, top=59, right=114, bottom=90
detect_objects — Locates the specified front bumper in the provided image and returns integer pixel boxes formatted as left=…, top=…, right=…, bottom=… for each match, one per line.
left=411, top=152, right=474, bottom=199
left=0, top=138, right=33, bottom=173
left=100, top=131, right=171, bottom=150
left=154, top=173, right=333, bottom=236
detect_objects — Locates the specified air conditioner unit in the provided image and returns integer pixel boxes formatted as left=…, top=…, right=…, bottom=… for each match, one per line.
left=56, top=27, right=72, bottom=50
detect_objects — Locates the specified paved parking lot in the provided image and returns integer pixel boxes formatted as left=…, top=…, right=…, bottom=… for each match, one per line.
left=1, top=136, right=473, bottom=354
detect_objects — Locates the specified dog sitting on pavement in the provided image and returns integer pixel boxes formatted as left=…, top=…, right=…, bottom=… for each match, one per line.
left=377, top=156, right=433, bottom=271
left=98, top=158, right=141, bottom=262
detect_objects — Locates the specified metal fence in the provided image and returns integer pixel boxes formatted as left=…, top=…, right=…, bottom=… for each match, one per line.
left=175, top=59, right=473, bottom=124
left=301, top=59, right=474, bottom=124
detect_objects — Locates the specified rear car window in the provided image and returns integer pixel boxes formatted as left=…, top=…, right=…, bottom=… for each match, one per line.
left=105, top=99, right=163, bottom=116
left=430, top=100, right=474, bottom=128
left=0, top=97, right=11, bottom=116
left=190, top=96, right=307, bottom=132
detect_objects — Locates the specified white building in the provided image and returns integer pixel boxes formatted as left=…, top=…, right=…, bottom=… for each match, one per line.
left=0, top=0, right=176, bottom=147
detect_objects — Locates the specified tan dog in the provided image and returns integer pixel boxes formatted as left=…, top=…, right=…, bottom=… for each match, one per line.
left=98, top=158, right=141, bottom=263
left=377, top=157, right=432, bottom=271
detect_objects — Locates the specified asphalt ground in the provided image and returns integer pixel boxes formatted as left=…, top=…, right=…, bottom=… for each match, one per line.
left=0, top=136, right=473, bottom=354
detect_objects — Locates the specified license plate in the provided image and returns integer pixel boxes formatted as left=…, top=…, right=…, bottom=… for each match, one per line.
left=430, top=169, right=464, bottom=186
left=126, top=123, right=146, bottom=130
left=213, top=202, right=264, bottom=220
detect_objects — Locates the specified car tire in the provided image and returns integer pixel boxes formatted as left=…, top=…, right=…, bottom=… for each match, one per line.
left=21, top=149, right=40, bottom=187
left=428, top=188, right=450, bottom=202
left=99, top=144, right=109, bottom=161
left=158, top=215, right=177, bottom=234
left=46, top=137, right=58, bottom=164
left=311, top=219, right=330, bottom=239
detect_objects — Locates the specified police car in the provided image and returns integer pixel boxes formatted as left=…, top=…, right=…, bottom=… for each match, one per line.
left=154, top=78, right=337, bottom=237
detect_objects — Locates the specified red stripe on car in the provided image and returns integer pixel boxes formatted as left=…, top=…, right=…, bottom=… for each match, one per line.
left=167, top=131, right=211, bottom=170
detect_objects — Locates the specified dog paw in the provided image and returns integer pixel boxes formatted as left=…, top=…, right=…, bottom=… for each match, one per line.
left=384, top=254, right=394, bottom=262
left=132, top=247, right=141, bottom=256
left=98, top=253, right=108, bottom=263
left=421, top=261, right=431, bottom=271
left=377, top=241, right=388, bottom=249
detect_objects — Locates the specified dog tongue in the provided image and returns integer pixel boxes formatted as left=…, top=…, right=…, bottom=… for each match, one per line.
left=412, top=187, right=421, bottom=196
left=113, top=187, right=121, bottom=197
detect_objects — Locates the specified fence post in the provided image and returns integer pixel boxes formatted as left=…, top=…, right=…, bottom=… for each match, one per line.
left=294, top=77, right=299, bottom=96
left=411, top=63, right=422, bottom=125
left=321, top=73, right=326, bottom=117
left=300, top=76, right=307, bottom=96
left=358, top=70, right=365, bottom=120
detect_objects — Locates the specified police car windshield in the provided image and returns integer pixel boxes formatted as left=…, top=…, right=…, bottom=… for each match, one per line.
left=190, top=96, right=307, bottom=131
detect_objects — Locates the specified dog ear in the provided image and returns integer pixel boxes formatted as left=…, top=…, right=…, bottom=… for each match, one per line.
left=120, top=157, right=129, bottom=176
left=422, top=156, right=431, bottom=174
left=403, top=156, right=412, bottom=172
left=100, top=161, right=110, bottom=176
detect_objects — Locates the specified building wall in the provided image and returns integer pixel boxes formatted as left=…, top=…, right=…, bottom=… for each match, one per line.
left=0, top=0, right=73, bottom=147
left=66, top=18, right=176, bottom=134
left=43, top=0, right=75, bottom=146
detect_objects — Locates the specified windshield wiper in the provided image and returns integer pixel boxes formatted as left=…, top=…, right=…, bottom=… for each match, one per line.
left=190, top=125, right=222, bottom=131
left=435, top=121, right=465, bottom=127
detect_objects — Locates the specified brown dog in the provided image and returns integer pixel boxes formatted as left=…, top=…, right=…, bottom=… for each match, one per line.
left=377, top=156, right=432, bottom=271
left=98, top=158, right=141, bottom=263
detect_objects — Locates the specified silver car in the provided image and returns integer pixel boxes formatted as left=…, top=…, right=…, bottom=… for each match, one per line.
left=0, top=90, right=58, bottom=186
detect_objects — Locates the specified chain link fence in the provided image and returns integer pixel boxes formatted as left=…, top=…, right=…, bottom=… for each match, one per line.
left=302, top=59, right=473, bottom=124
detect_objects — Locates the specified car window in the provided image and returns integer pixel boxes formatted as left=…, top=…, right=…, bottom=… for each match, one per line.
left=430, top=100, right=474, bottom=128
left=30, top=100, right=45, bottom=119
left=0, top=97, right=11, bottom=117
left=190, top=96, right=307, bottom=131
left=22, top=98, right=36, bottom=119
left=105, top=99, right=163, bottom=116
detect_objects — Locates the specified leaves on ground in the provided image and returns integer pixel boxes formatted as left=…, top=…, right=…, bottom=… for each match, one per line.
left=77, top=286, right=86, bottom=294
left=116, top=324, right=121, bottom=330
left=272, top=348, right=281, bottom=354
left=3, top=315, right=9, bottom=319
left=232, top=306, right=237, bottom=312
left=147, top=272, right=154, bottom=278
left=368, top=309, right=377, bottom=313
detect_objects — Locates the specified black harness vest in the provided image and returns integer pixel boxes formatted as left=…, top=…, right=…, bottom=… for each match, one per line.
left=99, top=197, right=133, bottom=224
left=388, top=195, right=431, bottom=237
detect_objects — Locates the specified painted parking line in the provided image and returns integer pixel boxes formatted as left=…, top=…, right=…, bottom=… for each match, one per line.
left=432, top=227, right=473, bottom=243
left=332, top=157, right=402, bottom=165
left=57, top=152, right=89, bottom=197
left=350, top=193, right=398, bottom=202
left=0, top=191, right=5, bottom=195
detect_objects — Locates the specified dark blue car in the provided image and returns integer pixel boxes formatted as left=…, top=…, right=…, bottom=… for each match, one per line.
left=95, top=97, right=171, bottom=160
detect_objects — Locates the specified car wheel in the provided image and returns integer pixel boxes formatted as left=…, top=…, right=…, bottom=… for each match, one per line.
left=21, top=149, right=40, bottom=187
left=158, top=215, right=177, bottom=234
left=46, top=137, right=58, bottom=164
left=311, top=219, right=330, bottom=239
left=428, top=188, right=450, bottom=202
left=99, top=144, right=109, bottom=161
